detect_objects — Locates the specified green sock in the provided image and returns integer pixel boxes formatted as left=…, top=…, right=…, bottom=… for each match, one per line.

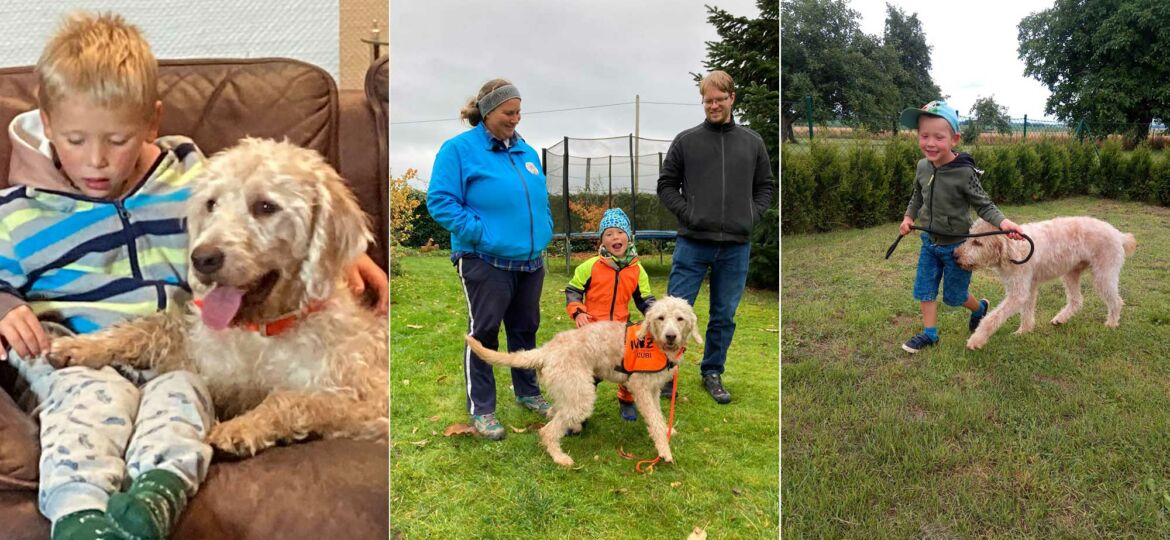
left=106, top=469, right=190, bottom=540
left=53, top=509, right=130, bottom=540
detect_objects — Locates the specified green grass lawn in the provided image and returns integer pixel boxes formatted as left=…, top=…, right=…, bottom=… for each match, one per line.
left=390, top=253, right=779, bottom=539
left=782, top=197, right=1170, bottom=538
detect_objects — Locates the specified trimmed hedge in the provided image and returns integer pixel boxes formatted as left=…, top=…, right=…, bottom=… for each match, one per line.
left=781, top=139, right=1170, bottom=234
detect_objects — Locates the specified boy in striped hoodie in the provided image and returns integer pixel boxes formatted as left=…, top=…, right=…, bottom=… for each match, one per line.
left=565, top=208, right=656, bottom=421
left=0, top=12, right=384, bottom=540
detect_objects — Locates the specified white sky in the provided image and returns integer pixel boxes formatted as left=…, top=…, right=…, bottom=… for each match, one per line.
left=390, top=0, right=761, bottom=185
left=851, top=0, right=1059, bottom=122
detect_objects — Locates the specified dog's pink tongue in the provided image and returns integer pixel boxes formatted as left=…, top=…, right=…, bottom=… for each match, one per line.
left=200, top=286, right=243, bottom=331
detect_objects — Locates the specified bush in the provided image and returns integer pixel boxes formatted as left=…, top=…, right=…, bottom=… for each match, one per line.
left=407, top=191, right=450, bottom=249
left=780, top=138, right=1169, bottom=235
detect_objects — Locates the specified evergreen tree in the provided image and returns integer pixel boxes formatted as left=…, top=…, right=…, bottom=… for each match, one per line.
left=703, top=0, right=779, bottom=289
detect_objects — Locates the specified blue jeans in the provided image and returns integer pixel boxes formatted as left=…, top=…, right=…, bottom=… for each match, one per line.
left=912, top=233, right=972, bottom=307
left=667, top=236, right=750, bottom=376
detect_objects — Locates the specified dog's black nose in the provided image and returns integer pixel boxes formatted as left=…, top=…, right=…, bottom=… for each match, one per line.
left=191, top=245, right=225, bottom=274
left=665, top=333, right=678, bottom=342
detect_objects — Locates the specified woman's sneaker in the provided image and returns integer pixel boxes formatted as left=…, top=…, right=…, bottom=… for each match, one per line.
left=969, top=298, right=990, bottom=332
left=516, top=395, right=552, bottom=418
left=471, top=413, right=505, bottom=440
left=901, top=332, right=938, bottom=353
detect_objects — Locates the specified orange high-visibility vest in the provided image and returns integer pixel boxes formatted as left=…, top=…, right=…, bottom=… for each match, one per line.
left=620, top=322, right=679, bottom=373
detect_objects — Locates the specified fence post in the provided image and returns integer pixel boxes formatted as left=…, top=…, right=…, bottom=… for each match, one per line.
left=563, top=137, right=571, bottom=275
left=1076, top=119, right=1086, bottom=143
left=804, top=95, right=814, bottom=141
left=1023, top=114, right=1028, bottom=140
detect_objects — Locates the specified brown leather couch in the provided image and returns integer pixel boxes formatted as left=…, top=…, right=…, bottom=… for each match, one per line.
left=0, top=58, right=388, bottom=539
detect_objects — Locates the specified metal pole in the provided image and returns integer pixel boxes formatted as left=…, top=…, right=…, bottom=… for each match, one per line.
left=585, top=157, right=591, bottom=195
left=634, top=95, right=641, bottom=232
left=563, top=137, right=571, bottom=275
left=805, top=95, right=814, bottom=141
left=1023, top=114, right=1028, bottom=140
left=628, top=134, right=636, bottom=232
left=608, top=155, right=613, bottom=201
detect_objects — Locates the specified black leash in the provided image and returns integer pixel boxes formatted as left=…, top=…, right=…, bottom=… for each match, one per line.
left=885, top=226, right=1035, bottom=264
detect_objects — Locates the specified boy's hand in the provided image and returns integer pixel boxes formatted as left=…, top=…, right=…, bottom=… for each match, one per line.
left=345, top=254, right=389, bottom=315
left=899, top=216, right=915, bottom=236
left=0, top=306, right=50, bottom=360
left=574, top=312, right=594, bottom=328
left=999, top=219, right=1025, bottom=241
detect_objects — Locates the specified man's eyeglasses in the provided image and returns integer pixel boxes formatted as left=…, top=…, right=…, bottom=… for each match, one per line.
left=702, top=95, right=731, bottom=106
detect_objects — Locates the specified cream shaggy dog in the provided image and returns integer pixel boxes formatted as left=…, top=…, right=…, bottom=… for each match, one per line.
left=954, top=216, right=1136, bottom=350
left=466, top=296, right=702, bottom=467
left=48, top=138, right=388, bottom=456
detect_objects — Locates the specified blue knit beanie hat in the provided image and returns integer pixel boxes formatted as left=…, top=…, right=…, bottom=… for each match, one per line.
left=598, top=208, right=633, bottom=241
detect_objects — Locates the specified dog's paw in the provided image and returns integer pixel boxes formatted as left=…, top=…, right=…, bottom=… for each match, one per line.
left=966, top=335, right=986, bottom=350
left=46, top=336, right=113, bottom=369
left=208, top=421, right=275, bottom=457
left=661, top=452, right=674, bottom=464
left=552, top=454, right=575, bottom=467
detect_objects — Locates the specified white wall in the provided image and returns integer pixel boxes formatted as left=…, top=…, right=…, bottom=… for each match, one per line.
left=0, top=1, right=340, bottom=80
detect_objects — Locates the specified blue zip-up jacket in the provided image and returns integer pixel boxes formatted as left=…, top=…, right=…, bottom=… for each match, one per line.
left=427, top=123, right=553, bottom=262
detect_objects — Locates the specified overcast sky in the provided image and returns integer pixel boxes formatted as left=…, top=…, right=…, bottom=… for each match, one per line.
left=851, top=0, right=1058, bottom=123
left=389, top=0, right=760, bottom=185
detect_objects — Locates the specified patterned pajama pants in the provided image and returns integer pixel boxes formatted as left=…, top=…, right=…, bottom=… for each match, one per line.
left=7, top=332, right=214, bottom=522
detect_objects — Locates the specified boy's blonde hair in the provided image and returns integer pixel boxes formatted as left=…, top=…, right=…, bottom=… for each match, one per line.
left=36, top=11, right=158, bottom=122
left=699, top=70, right=735, bottom=97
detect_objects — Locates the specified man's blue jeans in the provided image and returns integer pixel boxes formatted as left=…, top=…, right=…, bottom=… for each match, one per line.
left=667, top=236, right=751, bottom=376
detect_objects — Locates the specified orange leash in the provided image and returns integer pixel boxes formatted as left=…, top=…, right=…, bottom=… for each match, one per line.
left=633, top=368, right=679, bottom=474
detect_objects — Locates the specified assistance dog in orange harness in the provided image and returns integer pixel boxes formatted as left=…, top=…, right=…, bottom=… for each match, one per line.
left=466, top=296, right=701, bottom=467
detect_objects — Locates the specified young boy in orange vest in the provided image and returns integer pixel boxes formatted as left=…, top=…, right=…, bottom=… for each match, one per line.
left=565, top=208, right=656, bottom=421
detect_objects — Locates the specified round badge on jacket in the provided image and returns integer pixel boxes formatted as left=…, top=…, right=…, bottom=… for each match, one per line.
left=525, top=162, right=539, bottom=175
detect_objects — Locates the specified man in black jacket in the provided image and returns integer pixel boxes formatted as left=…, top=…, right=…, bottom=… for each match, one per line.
left=657, top=70, right=773, bottom=404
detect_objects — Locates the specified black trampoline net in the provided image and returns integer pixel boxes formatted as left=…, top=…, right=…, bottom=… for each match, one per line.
left=542, top=135, right=679, bottom=236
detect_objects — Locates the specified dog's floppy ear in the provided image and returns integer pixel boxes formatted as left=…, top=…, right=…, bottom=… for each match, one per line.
left=636, top=318, right=651, bottom=340
left=301, top=165, right=373, bottom=301
left=688, top=311, right=704, bottom=344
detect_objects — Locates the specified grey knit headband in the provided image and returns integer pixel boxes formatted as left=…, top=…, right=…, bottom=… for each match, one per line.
left=477, top=84, right=520, bottom=117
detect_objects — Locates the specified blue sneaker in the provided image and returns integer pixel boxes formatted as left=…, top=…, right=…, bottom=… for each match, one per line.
left=619, top=400, right=637, bottom=422
left=516, top=395, right=552, bottom=418
left=969, top=298, right=990, bottom=332
left=901, top=332, right=938, bottom=353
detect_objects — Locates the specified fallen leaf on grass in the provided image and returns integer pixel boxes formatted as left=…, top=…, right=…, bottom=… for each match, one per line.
left=525, top=422, right=546, bottom=431
left=410, top=427, right=418, bottom=434
left=401, top=379, right=410, bottom=386
left=406, top=324, right=424, bottom=329
left=687, top=527, right=707, bottom=540
left=410, top=439, right=429, bottom=447
left=593, top=455, right=600, bottom=461
left=617, top=446, right=636, bottom=460
left=762, top=327, right=779, bottom=333
left=428, top=415, right=440, bottom=422
left=670, top=481, right=682, bottom=488
left=435, top=375, right=448, bottom=384
left=509, top=425, right=526, bottom=433
left=613, top=488, right=629, bottom=494
left=443, top=423, right=476, bottom=437
left=731, top=487, right=743, bottom=496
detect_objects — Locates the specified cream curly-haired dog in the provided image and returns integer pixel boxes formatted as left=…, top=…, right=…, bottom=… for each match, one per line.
left=954, top=217, right=1136, bottom=350
left=49, top=138, right=388, bottom=456
left=466, top=296, right=701, bottom=467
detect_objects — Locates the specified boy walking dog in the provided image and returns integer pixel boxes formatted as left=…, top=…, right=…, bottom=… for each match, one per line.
left=896, top=100, right=1024, bottom=353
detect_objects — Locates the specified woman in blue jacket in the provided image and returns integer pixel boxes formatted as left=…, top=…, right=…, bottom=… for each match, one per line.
left=427, top=79, right=554, bottom=440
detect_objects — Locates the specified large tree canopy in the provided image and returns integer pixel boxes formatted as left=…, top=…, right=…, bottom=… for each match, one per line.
left=703, top=0, right=779, bottom=289
left=1018, top=0, right=1170, bottom=140
left=781, top=0, right=939, bottom=141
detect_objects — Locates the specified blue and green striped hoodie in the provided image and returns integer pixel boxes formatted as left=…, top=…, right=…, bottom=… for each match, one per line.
left=0, top=110, right=204, bottom=334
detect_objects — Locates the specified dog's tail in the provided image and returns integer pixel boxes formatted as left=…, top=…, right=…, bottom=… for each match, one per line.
left=1122, top=233, right=1137, bottom=257
left=464, top=336, right=543, bottom=369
